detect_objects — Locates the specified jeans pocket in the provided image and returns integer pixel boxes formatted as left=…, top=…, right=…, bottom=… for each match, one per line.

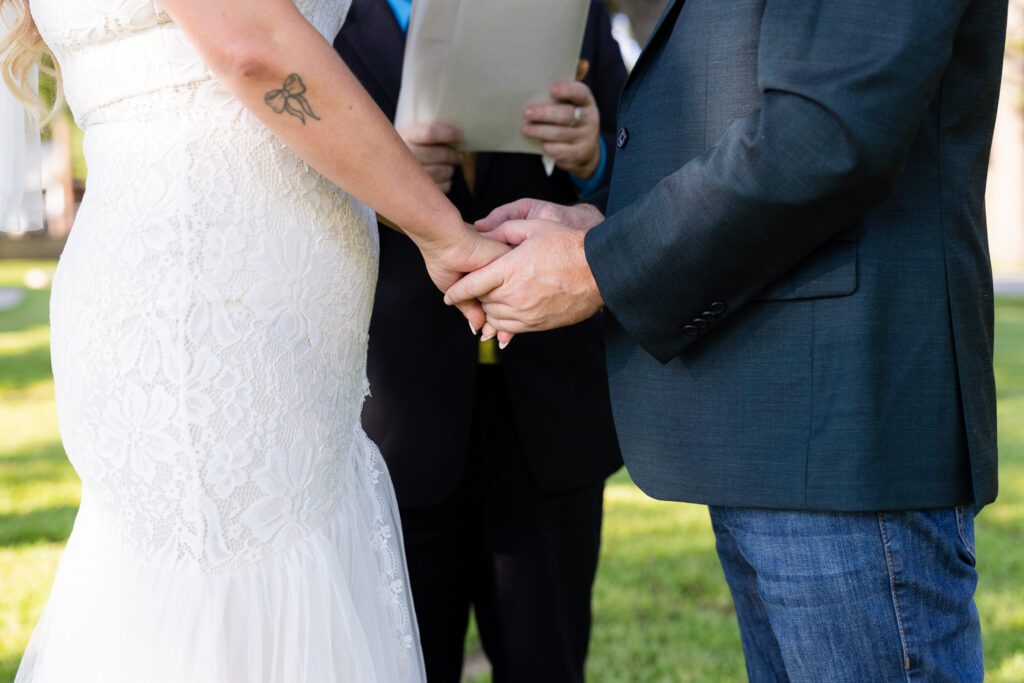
left=954, top=505, right=977, bottom=567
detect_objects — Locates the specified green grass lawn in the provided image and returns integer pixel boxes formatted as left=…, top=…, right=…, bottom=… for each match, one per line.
left=1, top=259, right=1022, bottom=682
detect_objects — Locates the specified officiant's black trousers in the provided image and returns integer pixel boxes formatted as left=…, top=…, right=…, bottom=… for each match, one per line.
left=398, top=366, right=605, bottom=683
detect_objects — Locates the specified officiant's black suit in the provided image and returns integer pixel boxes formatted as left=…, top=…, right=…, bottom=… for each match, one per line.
left=334, top=2, right=626, bottom=681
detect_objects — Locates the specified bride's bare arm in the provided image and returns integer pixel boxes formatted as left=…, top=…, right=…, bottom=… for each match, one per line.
left=157, top=0, right=505, bottom=327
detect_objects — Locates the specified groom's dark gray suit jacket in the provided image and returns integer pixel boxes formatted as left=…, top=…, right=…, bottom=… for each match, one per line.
left=584, top=0, right=1005, bottom=510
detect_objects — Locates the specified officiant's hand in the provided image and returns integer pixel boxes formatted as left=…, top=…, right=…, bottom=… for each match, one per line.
left=443, top=219, right=604, bottom=334
left=399, top=123, right=463, bottom=194
left=522, top=81, right=601, bottom=179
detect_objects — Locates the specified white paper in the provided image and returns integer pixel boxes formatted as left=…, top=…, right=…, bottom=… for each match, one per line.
left=395, top=0, right=590, bottom=155
left=542, top=154, right=556, bottom=175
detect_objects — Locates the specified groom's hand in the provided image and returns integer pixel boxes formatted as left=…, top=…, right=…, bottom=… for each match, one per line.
left=444, top=219, right=604, bottom=333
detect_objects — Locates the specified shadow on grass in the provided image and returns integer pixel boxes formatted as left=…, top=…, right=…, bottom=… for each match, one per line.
left=0, top=654, right=23, bottom=683
left=0, top=344, right=53, bottom=391
left=982, top=623, right=1024, bottom=681
left=0, top=504, right=78, bottom=547
left=0, top=440, right=73, bottom=484
left=977, top=514, right=1024, bottom=549
left=0, top=447, right=68, bottom=466
left=0, top=289, right=50, bottom=335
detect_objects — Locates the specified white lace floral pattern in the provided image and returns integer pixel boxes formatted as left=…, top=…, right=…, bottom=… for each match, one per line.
left=18, top=1, right=423, bottom=680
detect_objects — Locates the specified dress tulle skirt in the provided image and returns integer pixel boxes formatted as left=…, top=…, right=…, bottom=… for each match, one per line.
left=15, top=431, right=425, bottom=683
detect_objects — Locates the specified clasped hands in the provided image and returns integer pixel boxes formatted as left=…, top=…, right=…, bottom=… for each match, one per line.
left=444, top=199, right=607, bottom=346
left=404, top=78, right=607, bottom=345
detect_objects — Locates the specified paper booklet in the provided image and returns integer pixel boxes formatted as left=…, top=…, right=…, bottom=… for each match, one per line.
left=395, top=0, right=590, bottom=156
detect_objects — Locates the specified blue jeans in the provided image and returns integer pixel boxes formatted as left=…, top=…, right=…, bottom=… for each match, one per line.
left=709, top=505, right=982, bottom=682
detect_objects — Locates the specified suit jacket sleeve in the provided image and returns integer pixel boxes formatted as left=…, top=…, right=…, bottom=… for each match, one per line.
left=584, top=0, right=974, bottom=363
left=582, top=186, right=611, bottom=214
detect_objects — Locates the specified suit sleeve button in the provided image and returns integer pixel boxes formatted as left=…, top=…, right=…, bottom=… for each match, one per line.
left=693, top=317, right=708, bottom=329
left=683, top=324, right=699, bottom=336
left=701, top=311, right=717, bottom=322
left=709, top=301, right=727, bottom=314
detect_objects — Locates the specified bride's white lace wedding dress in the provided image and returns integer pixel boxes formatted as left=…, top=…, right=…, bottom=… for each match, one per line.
left=16, top=1, right=425, bottom=681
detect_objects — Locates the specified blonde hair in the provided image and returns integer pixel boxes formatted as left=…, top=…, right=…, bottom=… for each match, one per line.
left=1, top=0, right=63, bottom=127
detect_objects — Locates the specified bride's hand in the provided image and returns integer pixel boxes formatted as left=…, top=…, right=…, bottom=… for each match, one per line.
left=419, top=224, right=512, bottom=339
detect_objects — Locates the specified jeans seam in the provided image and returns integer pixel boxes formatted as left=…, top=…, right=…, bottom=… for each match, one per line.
left=878, top=513, right=912, bottom=674
left=955, top=505, right=976, bottom=559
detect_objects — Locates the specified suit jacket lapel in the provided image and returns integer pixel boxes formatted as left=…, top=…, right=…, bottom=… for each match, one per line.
left=339, top=0, right=407, bottom=119
left=623, top=0, right=686, bottom=93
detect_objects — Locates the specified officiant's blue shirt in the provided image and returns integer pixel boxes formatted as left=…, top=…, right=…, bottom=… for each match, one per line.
left=386, top=0, right=411, bottom=33
left=385, top=0, right=608, bottom=194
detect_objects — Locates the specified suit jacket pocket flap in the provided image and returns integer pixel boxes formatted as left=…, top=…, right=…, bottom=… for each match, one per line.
left=752, top=237, right=857, bottom=302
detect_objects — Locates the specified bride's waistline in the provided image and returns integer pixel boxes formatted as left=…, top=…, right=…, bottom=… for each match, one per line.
left=76, top=76, right=248, bottom=129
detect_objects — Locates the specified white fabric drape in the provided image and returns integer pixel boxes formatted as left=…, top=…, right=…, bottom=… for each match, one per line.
left=1, top=10, right=44, bottom=233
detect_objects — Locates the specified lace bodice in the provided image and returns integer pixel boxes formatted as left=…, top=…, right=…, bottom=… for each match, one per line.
left=31, top=0, right=348, bottom=129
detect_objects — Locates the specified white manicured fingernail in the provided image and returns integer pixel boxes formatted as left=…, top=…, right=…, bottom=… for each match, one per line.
left=499, top=339, right=510, bottom=350
left=469, top=321, right=478, bottom=335
left=481, top=331, right=496, bottom=342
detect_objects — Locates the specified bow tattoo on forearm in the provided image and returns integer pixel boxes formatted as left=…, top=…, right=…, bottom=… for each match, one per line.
left=264, top=73, right=321, bottom=125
